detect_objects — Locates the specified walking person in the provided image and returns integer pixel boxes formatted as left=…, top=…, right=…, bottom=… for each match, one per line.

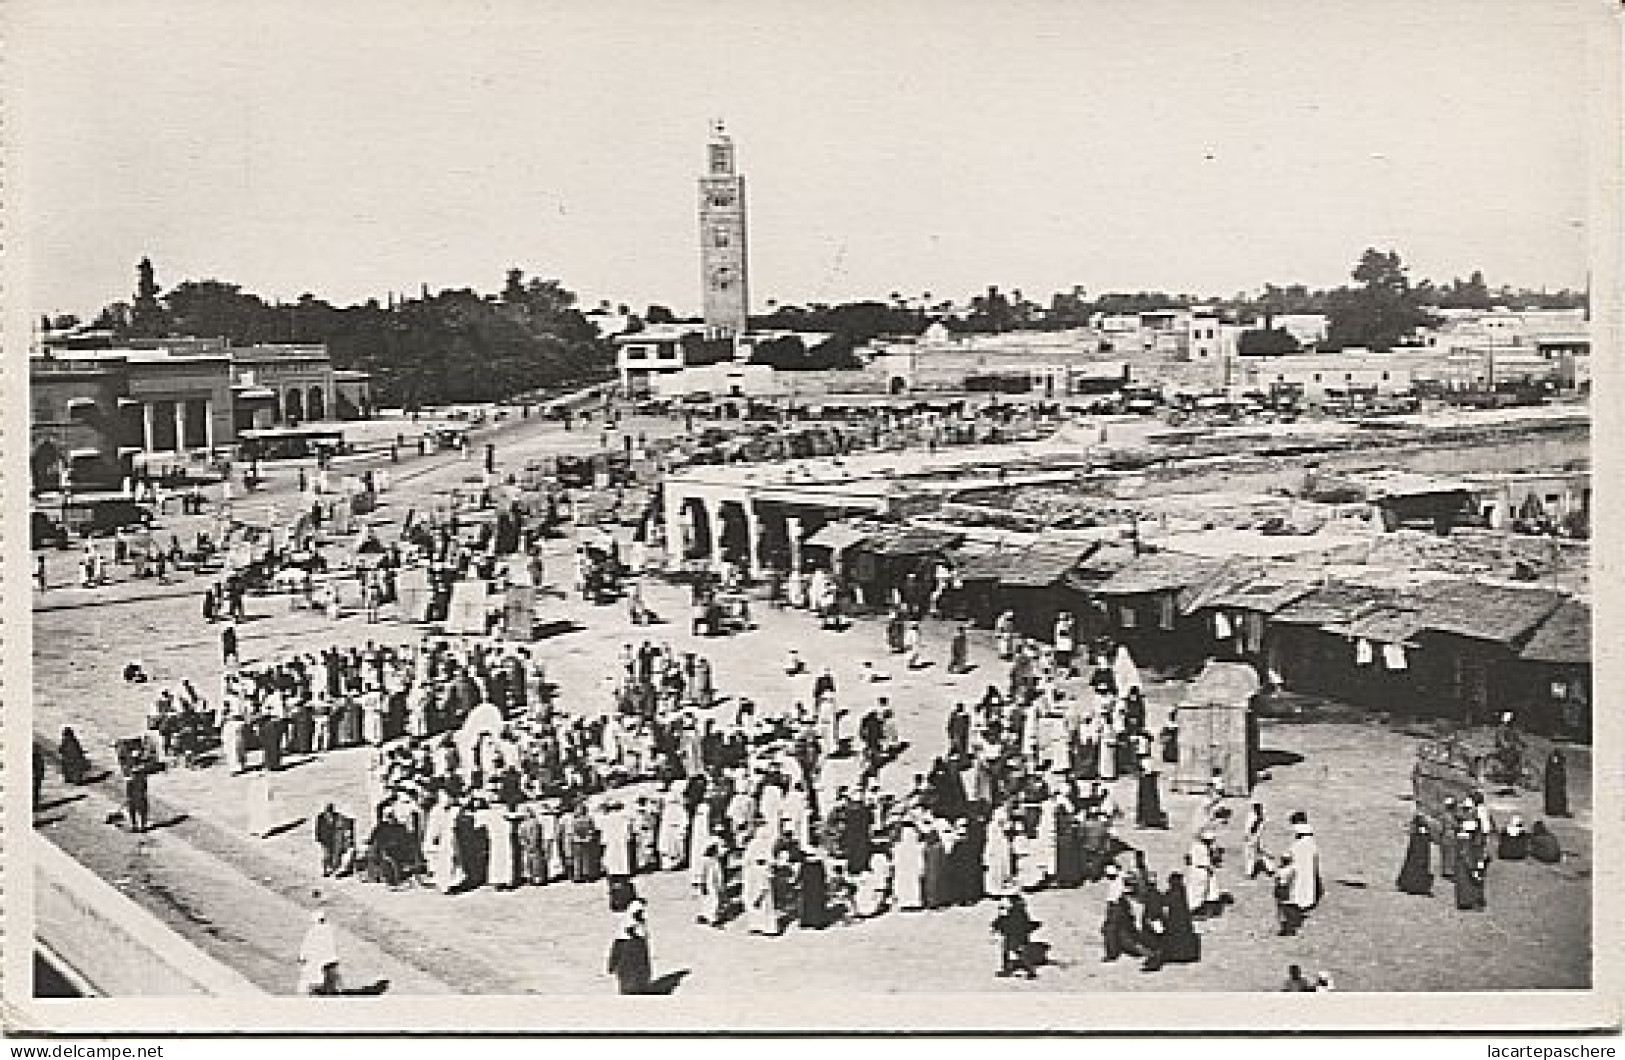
left=606, top=900, right=653, bottom=994
left=1544, top=750, right=1570, bottom=818
left=58, top=727, right=90, bottom=786
left=221, top=619, right=240, bottom=668
left=1396, top=814, right=1435, bottom=895
left=297, top=907, right=342, bottom=996
left=125, top=766, right=151, bottom=833
left=991, top=894, right=1040, bottom=979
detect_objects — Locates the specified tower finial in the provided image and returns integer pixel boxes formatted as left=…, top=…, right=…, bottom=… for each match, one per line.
left=712, top=117, right=727, bottom=139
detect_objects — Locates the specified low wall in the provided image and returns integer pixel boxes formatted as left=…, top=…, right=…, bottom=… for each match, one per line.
left=32, top=836, right=264, bottom=997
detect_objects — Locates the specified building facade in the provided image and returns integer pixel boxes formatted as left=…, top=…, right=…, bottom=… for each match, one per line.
left=30, top=337, right=371, bottom=491
left=698, top=122, right=750, bottom=340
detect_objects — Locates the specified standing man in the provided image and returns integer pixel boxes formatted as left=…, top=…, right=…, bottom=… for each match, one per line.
left=221, top=618, right=240, bottom=667
left=1283, top=810, right=1321, bottom=934
left=125, top=765, right=151, bottom=833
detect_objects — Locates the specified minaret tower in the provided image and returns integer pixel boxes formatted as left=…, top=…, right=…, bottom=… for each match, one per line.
left=698, top=120, right=749, bottom=340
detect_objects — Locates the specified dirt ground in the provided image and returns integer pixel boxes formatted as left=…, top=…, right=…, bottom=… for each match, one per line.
left=31, top=412, right=1592, bottom=996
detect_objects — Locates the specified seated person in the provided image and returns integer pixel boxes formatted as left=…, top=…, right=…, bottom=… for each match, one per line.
left=1497, top=815, right=1530, bottom=861
left=1527, top=820, right=1562, bottom=864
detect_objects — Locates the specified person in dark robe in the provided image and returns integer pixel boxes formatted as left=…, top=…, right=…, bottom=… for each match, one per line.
left=290, top=702, right=315, bottom=756
left=1438, top=801, right=1460, bottom=881
left=948, top=623, right=971, bottom=674
left=454, top=802, right=485, bottom=890
left=58, top=727, right=90, bottom=785
left=886, top=610, right=906, bottom=654
left=124, top=768, right=150, bottom=833
left=220, top=622, right=239, bottom=666
left=33, top=750, right=45, bottom=808
left=1135, top=768, right=1168, bottom=829
left=260, top=715, right=285, bottom=772
left=1544, top=750, right=1570, bottom=818
left=1453, top=820, right=1487, bottom=911
left=571, top=804, right=603, bottom=881
left=1282, top=964, right=1316, bottom=991
left=921, top=826, right=949, bottom=909
left=316, top=803, right=348, bottom=876
left=606, top=901, right=653, bottom=994
left=1160, top=723, right=1179, bottom=765
left=991, top=894, right=1040, bottom=979
left=843, top=798, right=874, bottom=874
left=1053, top=804, right=1084, bottom=889
left=1137, top=887, right=1168, bottom=972
left=1161, top=873, right=1201, bottom=964
left=1101, top=883, right=1141, bottom=962
left=1078, top=812, right=1112, bottom=882
left=797, top=852, right=831, bottom=929
left=859, top=711, right=885, bottom=770
left=1395, top=814, right=1434, bottom=895
left=947, top=704, right=971, bottom=763
left=1497, top=815, right=1530, bottom=861
left=1528, top=820, right=1562, bottom=864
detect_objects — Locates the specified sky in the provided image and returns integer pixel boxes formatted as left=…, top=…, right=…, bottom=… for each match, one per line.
left=11, top=0, right=1610, bottom=321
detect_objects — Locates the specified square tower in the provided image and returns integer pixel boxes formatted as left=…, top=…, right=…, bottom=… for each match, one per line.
left=698, top=122, right=749, bottom=340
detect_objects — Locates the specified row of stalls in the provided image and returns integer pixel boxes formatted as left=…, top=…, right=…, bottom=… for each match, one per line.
left=801, top=518, right=1138, bottom=632
left=1086, top=553, right=1590, bottom=740
left=794, top=514, right=1590, bottom=739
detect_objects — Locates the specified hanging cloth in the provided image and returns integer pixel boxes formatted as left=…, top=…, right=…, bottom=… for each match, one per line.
left=1213, top=612, right=1233, bottom=640
left=1382, top=643, right=1408, bottom=671
left=1355, top=638, right=1374, bottom=666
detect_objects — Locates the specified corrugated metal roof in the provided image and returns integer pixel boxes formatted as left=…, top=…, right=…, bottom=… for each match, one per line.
left=803, top=520, right=879, bottom=551
left=1002, top=542, right=1095, bottom=587
left=1272, top=582, right=1391, bottom=626
left=867, top=526, right=964, bottom=557
left=1414, top=581, right=1566, bottom=645
left=1519, top=599, right=1591, bottom=665
left=1091, top=552, right=1226, bottom=596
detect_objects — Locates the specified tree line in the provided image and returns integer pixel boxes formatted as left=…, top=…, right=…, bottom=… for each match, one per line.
left=64, top=262, right=614, bottom=409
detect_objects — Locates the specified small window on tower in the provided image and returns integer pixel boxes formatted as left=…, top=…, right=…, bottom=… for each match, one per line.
left=714, top=226, right=731, bottom=248
left=709, top=145, right=729, bottom=174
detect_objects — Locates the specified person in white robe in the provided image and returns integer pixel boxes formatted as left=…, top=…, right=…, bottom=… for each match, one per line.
left=983, top=807, right=1017, bottom=897
left=423, top=792, right=462, bottom=892
left=600, top=801, right=634, bottom=878
left=221, top=713, right=248, bottom=774
left=1287, top=816, right=1322, bottom=915
left=481, top=800, right=519, bottom=889
left=743, top=827, right=781, bottom=935
left=854, top=849, right=893, bottom=918
left=1113, top=645, right=1143, bottom=697
left=893, top=822, right=926, bottom=911
left=694, top=837, right=728, bottom=926
left=297, top=909, right=341, bottom=995
left=1185, top=830, right=1222, bottom=915
left=1031, top=798, right=1059, bottom=886
left=246, top=772, right=279, bottom=837
left=688, top=803, right=715, bottom=887
left=657, top=786, right=691, bottom=870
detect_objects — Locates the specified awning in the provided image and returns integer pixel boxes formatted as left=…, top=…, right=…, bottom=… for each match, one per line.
left=867, top=526, right=963, bottom=557
left=117, top=397, right=142, bottom=407
left=803, top=522, right=874, bottom=552
left=66, top=397, right=97, bottom=411
left=117, top=446, right=144, bottom=456
left=68, top=448, right=101, bottom=460
left=235, top=387, right=277, bottom=400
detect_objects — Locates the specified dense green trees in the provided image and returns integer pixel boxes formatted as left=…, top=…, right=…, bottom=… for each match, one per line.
left=86, top=263, right=613, bottom=408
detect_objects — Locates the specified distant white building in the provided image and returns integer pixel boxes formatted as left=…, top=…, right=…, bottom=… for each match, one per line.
left=614, top=323, right=704, bottom=396
left=1236, top=350, right=1420, bottom=400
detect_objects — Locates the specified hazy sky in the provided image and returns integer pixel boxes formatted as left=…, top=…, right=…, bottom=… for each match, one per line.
left=12, top=0, right=1607, bottom=320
